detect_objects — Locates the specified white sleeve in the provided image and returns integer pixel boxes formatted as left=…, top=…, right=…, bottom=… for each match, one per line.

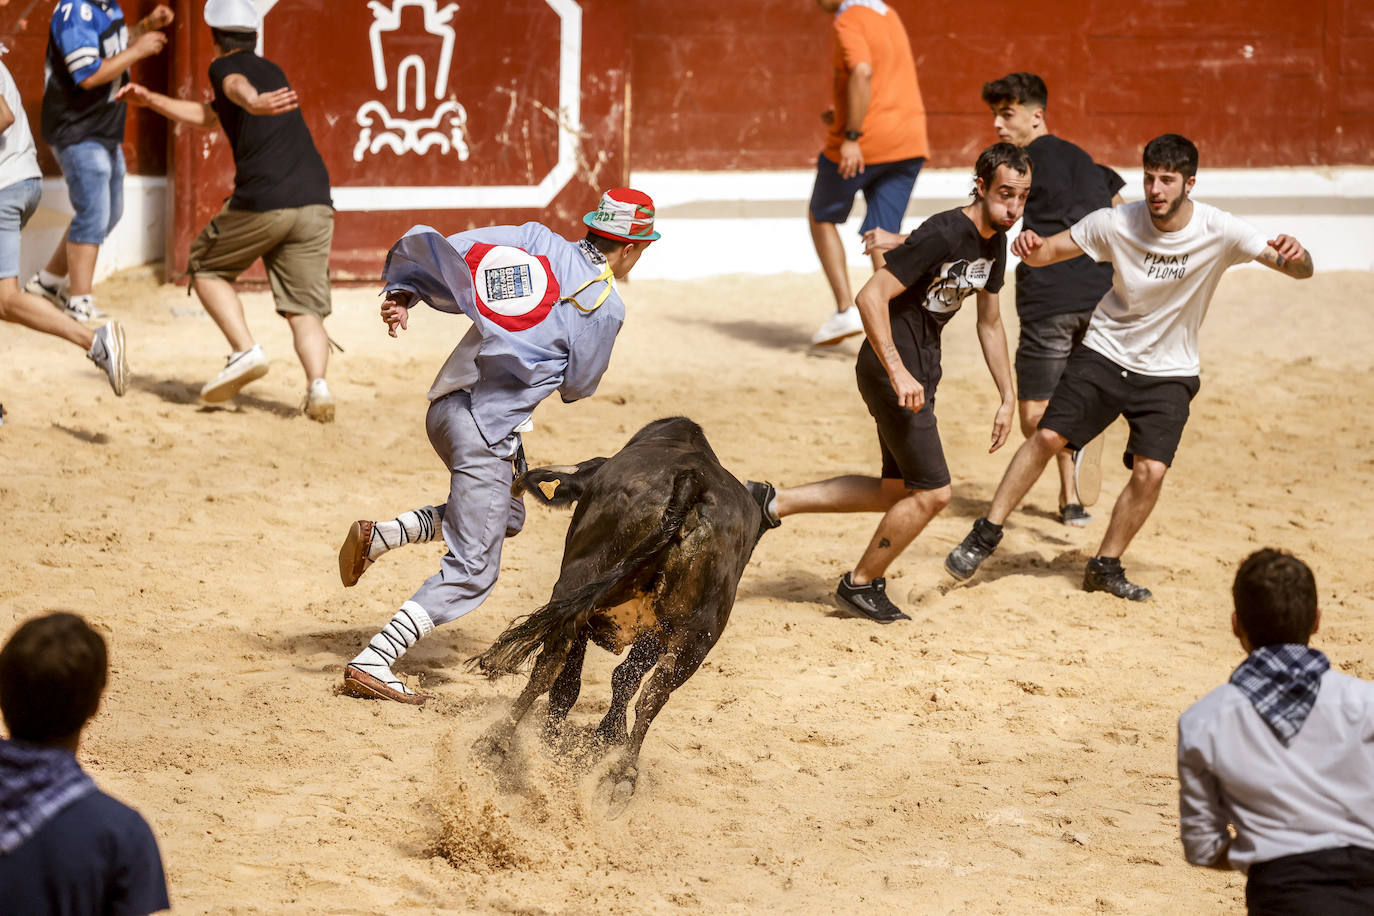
left=1177, top=717, right=1233, bottom=868
left=1068, top=207, right=1116, bottom=264
left=1223, top=211, right=1270, bottom=266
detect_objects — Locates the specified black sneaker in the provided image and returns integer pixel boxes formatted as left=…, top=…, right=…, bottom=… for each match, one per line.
left=745, top=480, right=781, bottom=539
left=944, top=517, right=1003, bottom=582
left=834, top=573, right=910, bottom=623
left=1058, top=503, right=1092, bottom=527
left=1083, top=557, right=1152, bottom=601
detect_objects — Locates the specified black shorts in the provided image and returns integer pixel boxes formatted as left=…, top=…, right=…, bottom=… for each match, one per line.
left=856, top=365, right=950, bottom=491
left=1015, top=309, right=1093, bottom=401
left=1038, top=347, right=1200, bottom=468
left=1246, top=846, right=1374, bottom=916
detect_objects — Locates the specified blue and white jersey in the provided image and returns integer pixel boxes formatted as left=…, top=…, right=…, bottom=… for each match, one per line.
left=383, top=222, right=626, bottom=447
left=40, top=0, right=129, bottom=148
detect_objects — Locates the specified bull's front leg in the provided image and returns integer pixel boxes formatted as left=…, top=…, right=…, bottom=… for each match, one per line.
left=473, top=641, right=572, bottom=767
left=594, top=634, right=660, bottom=748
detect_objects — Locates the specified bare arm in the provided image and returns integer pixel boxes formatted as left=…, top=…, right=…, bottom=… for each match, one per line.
left=77, top=30, right=167, bottom=89
left=1111, top=193, right=1124, bottom=207
left=837, top=61, right=871, bottom=180
left=974, top=290, right=1016, bottom=452
left=855, top=268, right=927, bottom=412
left=1011, top=228, right=1086, bottom=268
left=0, top=95, right=14, bottom=135
left=1254, top=234, right=1314, bottom=279
left=221, top=73, right=301, bottom=117
left=127, top=4, right=173, bottom=39
left=115, top=82, right=217, bottom=129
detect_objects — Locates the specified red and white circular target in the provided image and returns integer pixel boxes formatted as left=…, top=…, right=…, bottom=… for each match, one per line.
left=463, top=243, right=561, bottom=332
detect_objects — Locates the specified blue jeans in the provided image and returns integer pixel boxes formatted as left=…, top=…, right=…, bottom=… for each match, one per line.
left=0, top=177, right=41, bottom=279
left=55, top=140, right=125, bottom=245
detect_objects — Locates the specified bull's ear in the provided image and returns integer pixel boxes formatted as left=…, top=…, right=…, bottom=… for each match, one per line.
left=514, top=457, right=608, bottom=508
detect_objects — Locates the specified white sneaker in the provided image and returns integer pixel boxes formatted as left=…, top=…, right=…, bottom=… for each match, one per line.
left=24, top=273, right=67, bottom=309
left=64, top=294, right=108, bottom=323
left=303, top=378, right=334, bottom=423
left=87, top=321, right=128, bottom=396
left=811, top=307, right=865, bottom=345
left=201, top=344, right=268, bottom=403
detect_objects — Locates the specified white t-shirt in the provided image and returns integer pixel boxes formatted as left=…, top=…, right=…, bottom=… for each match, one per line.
left=1071, top=200, right=1268, bottom=376
left=0, top=61, right=41, bottom=192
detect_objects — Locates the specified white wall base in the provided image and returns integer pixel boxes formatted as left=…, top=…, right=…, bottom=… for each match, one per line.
left=19, top=175, right=167, bottom=286
left=632, top=167, right=1374, bottom=280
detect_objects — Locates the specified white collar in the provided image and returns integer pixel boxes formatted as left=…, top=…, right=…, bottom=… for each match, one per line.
left=836, top=0, right=888, bottom=15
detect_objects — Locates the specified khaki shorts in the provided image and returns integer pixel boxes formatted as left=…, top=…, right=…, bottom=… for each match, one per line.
left=188, top=203, right=333, bottom=318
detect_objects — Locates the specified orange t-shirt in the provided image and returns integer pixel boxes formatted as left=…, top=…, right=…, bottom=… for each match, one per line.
left=824, top=2, right=930, bottom=165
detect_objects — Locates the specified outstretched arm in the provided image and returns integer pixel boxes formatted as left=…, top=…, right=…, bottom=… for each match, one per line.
left=1254, top=234, right=1313, bottom=279
left=116, top=82, right=217, bottom=129
left=1011, top=228, right=1085, bottom=268
left=221, top=74, right=300, bottom=117
left=974, top=290, right=1016, bottom=452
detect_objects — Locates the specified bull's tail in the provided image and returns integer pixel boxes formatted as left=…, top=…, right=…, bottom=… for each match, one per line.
left=469, top=469, right=704, bottom=678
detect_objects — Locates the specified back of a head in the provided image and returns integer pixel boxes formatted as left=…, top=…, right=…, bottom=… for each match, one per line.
left=980, top=72, right=1048, bottom=111
left=1143, top=133, right=1198, bottom=178
left=1233, top=549, right=1318, bottom=648
left=0, top=612, right=108, bottom=744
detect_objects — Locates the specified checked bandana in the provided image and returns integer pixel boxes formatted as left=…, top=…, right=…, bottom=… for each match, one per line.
left=1230, top=644, right=1330, bottom=745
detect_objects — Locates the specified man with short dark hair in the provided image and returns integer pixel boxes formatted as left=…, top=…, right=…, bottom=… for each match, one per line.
left=0, top=612, right=169, bottom=914
left=945, top=134, right=1314, bottom=600
left=1178, top=549, right=1374, bottom=913
left=335, top=188, right=657, bottom=704
left=807, top=0, right=929, bottom=346
left=119, top=0, right=337, bottom=420
left=750, top=143, right=1025, bottom=622
left=980, top=71, right=1124, bottom=527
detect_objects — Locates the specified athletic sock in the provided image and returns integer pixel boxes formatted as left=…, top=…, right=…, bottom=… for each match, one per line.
left=68, top=293, right=94, bottom=311
left=38, top=269, right=65, bottom=289
left=367, top=505, right=445, bottom=561
left=350, top=603, right=435, bottom=674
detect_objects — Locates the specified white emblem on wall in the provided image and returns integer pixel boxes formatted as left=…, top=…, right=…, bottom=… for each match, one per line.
left=353, top=0, right=470, bottom=163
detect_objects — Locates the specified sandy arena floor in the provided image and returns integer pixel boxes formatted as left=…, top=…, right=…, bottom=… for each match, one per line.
left=2, top=264, right=1371, bottom=914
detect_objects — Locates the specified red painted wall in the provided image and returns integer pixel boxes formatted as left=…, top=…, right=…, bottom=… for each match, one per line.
left=631, top=0, right=1374, bottom=170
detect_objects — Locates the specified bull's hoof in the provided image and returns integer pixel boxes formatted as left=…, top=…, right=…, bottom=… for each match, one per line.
left=600, top=764, right=638, bottom=817
left=471, top=729, right=511, bottom=767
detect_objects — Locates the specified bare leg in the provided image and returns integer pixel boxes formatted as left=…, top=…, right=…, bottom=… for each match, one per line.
left=1096, top=457, right=1167, bottom=558
left=193, top=275, right=255, bottom=352
left=284, top=312, right=329, bottom=383
left=809, top=213, right=853, bottom=313
left=1019, top=398, right=1079, bottom=507
left=0, top=278, right=93, bottom=349
left=775, top=475, right=908, bottom=518
left=852, top=485, right=952, bottom=584
left=986, top=428, right=1068, bottom=525
left=65, top=241, right=99, bottom=298
left=43, top=227, right=70, bottom=277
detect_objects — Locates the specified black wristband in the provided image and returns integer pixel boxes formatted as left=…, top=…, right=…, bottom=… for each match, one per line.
left=844, top=129, right=863, bottom=141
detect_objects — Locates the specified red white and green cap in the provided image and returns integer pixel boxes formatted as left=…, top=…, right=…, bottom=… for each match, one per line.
left=582, top=188, right=660, bottom=243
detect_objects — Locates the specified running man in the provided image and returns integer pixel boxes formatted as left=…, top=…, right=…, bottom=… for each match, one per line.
left=945, top=134, right=1314, bottom=600
left=0, top=57, right=125, bottom=396
left=119, top=0, right=337, bottom=420
left=982, top=72, right=1124, bottom=526
left=337, top=189, right=657, bottom=704
left=807, top=0, right=929, bottom=346
left=750, top=143, right=1026, bottom=623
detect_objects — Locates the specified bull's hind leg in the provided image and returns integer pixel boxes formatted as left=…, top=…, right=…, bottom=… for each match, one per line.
left=473, top=642, right=571, bottom=766
left=594, top=634, right=661, bottom=748
left=542, top=632, right=589, bottom=744
left=604, top=633, right=714, bottom=799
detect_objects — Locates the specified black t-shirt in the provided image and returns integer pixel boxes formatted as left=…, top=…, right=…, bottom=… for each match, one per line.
left=1016, top=134, right=1124, bottom=322
left=0, top=790, right=170, bottom=916
left=209, top=51, right=331, bottom=211
left=857, top=207, right=1006, bottom=394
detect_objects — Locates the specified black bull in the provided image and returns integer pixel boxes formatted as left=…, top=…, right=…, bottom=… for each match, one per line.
left=469, top=417, right=765, bottom=795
